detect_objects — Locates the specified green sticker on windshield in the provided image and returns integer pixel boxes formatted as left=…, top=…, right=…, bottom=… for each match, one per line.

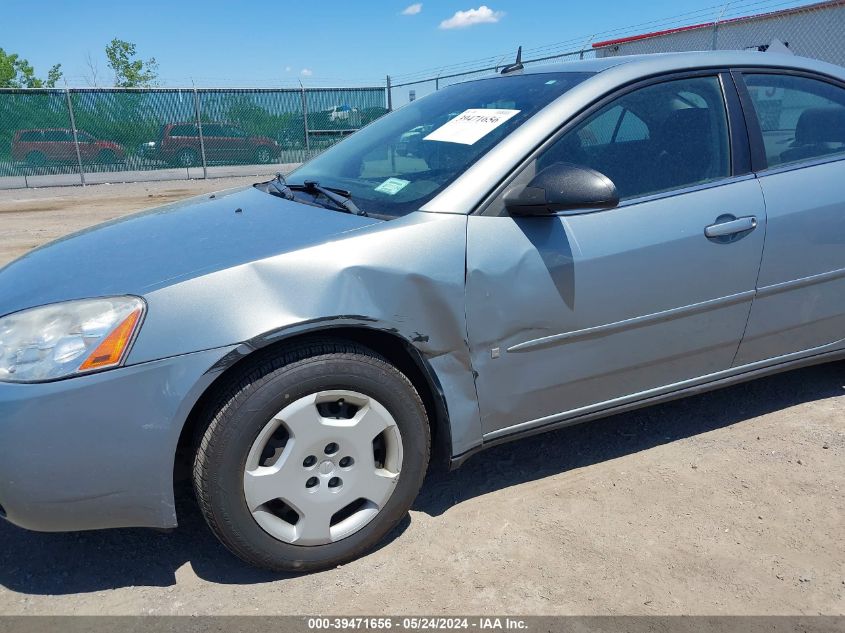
left=375, top=177, right=410, bottom=195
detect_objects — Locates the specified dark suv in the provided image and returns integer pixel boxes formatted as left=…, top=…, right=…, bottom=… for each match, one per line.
left=12, top=129, right=125, bottom=166
left=140, top=122, right=280, bottom=167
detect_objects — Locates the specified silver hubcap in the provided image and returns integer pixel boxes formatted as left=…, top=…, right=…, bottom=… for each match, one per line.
left=243, top=390, right=403, bottom=546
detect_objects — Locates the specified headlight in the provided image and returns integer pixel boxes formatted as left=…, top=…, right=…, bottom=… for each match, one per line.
left=0, top=296, right=145, bottom=383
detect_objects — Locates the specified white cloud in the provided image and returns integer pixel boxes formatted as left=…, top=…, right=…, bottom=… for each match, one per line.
left=284, top=66, right=292, bottom=72
left=300, top=68, right=313, bottom=76
left=439, top=5, right=503, bottom=29
left=401, top=3, right=422, bottom=15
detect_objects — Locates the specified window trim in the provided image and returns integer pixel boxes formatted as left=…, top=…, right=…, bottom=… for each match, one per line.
left=732, top=68, right=845, bottom=175
left=476, top=68, right=748, bottom=217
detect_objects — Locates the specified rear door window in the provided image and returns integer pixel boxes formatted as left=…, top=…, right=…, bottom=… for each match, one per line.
left=223, top=125, right=247, bottom=137
left=743, top=73, right=845, bottom=168
left=170, top=124, right=198, bottom=137
left=43, top=130, right=73, bottom=142
left=202, top=124, right=224, bottom=137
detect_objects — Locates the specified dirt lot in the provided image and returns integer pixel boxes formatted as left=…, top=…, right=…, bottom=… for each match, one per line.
left=0, top=180, right=843, bottom=616
left=0, top=177, right=273, bottom=266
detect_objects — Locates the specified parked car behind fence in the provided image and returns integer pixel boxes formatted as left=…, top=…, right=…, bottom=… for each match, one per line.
left=140, top=122, right=281, bottom=168
left=12, top=129, right=125, bottom=167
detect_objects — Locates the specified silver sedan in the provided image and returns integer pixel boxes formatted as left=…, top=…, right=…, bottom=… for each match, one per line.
left=1, top=51, right=844, bottom=571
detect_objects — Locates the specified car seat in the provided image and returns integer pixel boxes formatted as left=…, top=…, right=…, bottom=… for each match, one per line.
left=779, top=106, right=845, bottom=164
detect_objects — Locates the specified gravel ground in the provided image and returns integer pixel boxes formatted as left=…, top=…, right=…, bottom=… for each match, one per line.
left=0, top=177, right=271, bottom=266
left=0, top=180, right=842, bottom=615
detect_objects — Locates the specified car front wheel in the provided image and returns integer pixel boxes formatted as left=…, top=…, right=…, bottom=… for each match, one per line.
left=175, top=148, right=199, bottom=168
left=254, top=145, right=273, bottom=164
left=192, top=340, right=430, bottom=571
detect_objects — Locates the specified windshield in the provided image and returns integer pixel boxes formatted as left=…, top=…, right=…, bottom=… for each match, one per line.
left=285, top=72, right=592, bottom=217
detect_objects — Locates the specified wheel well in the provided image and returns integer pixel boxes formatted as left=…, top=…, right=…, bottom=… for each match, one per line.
left=173, top=327, right=452, bottom=503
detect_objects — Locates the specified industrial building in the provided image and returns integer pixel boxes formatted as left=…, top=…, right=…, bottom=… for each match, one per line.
left=593, top=0, right=845, bottom=67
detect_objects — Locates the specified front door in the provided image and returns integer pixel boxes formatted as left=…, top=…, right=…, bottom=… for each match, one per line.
left=465, top=74, right=768, bottom=438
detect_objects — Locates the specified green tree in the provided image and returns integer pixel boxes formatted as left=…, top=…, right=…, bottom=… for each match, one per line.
left=45, top=64, right=63, bottom=88
left=0, top=48, right=62, bottom=88
left=105, top=39, right=158, bottom=87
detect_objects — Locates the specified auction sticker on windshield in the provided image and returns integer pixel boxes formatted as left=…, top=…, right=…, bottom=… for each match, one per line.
left=374, top=177, right=411, bottom=195
left=423, top=109, right=520, bottom=145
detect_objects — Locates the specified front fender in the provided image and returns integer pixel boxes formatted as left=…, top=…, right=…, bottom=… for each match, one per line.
left=128, top=211, right=483, bottom=455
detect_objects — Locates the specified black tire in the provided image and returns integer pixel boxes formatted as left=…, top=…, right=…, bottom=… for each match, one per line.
left=175, top=148, right=199, bottom=168
left=192, top=339, right=430, bottom=572
left=26, top=151, right=46, bottom=167
left=254, top=145, right=274, bottom=164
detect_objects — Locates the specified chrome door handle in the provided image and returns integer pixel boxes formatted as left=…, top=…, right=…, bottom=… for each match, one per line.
left=705, top=215, right=758, bottom=240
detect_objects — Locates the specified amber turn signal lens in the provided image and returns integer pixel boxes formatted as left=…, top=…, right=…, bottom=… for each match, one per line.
left=79, top=308, right=142, bottom=371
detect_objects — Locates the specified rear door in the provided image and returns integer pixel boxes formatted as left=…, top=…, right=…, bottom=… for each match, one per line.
left=465, top=72, right=768, bottom=439
left=733, top=71, right=845, bottom=365
left=223, top=125, right=252, bottom=162
left=198, top=124, right=223, bottom=162
left=202, top=124, right=247, bottom=163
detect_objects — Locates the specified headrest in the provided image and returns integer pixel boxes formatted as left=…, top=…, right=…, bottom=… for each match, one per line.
left=794, top=107, right=845, bottom=145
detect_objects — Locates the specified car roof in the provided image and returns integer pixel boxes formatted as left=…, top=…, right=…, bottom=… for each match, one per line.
left=516, top=50, right=845, bottom=80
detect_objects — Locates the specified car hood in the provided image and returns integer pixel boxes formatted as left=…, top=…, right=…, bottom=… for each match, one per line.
left=0, top=186, right=382, bottom=317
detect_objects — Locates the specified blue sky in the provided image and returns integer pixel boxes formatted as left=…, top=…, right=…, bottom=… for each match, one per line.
left=0, top=0, right=810, bottom=88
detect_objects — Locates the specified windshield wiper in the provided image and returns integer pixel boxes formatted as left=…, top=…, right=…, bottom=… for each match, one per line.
left=266, top=172, right=295, bottom=200
left=290, top=180, right=367, bottom=216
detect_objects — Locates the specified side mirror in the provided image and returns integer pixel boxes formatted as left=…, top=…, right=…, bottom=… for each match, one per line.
left=504, top=162, right=619, bottom=216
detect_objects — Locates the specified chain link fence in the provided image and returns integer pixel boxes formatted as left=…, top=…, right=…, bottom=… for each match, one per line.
left=0, top=87, right=387, bottom=189
left=3, top=1, right=843, bottom=189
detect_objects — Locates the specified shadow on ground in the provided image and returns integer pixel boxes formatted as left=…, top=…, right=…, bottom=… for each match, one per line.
left=0, top=362, right=841, bottom=594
